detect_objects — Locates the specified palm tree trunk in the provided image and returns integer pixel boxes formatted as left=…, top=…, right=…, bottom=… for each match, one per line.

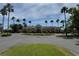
left=46, top=23, right=47, bottom=27
left=64, top=12, right=67, bottom=37
left=72, top=14, right=75, bottom=37
left=58, top=23, right=59, bottom=27
left=2, top=15, right=5, bottom=33
left=58, top=22, right=60, bottom=33
left=52, top=23, right=53, bottom=33
left=7, top=12, right=10, bottom=32
left=52, top=23, right=53, bottom=27
left=13, top=19, right=15, bottom=25
left=63, top=22, right=64, bottom=27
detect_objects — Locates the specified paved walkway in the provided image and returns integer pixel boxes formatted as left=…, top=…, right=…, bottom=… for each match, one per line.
left=0, top=33, right=79, bottom=55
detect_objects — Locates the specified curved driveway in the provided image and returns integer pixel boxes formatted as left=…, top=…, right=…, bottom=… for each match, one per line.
left=0, top=33, right=79, bottom=55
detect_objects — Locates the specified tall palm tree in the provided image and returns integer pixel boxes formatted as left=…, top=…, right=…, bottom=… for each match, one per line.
left=61, top=6, right=68, bottom=37
left=60, top=20, right=64, bottom=27
left=16, top=19, right=20, bottom=24
left=0, top=6, right=7, bottom=33
left=60, top=20, right=65, bottom=34
left=50, top=20, right=54, bottom=27
left=23, top=18, right=26, bottom=22
left=45, top=20, right=48, bottom=27
left=23, top=18, right=27, bottom=27
left=28, top=21, right=31, bottom=26
left=56, top=19, right=60, bottom=33
left=56, top=19, right=59, bottom=27
left=5, top=3, right=14, bottom=30
left=11, top=16, right=15, bottom=25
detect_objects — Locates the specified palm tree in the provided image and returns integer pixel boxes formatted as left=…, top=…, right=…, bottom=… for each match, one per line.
left=77, top=4, right=79, bottom=9
left=11, top=16, right=15, bottom=25
left=45, top=20, right=48, bottom=27
left=50, top=20, right=54, bottom=27
left=28, top=21, right=31, bottom=26
left=23, top=18, right=26, bottom=22
left=0, top=6, right=7, bottom=33
left=60, top=20, right=64, bottom=27
left=16, top=19, right=20, bottom=24
left=0, top=23, right=2, bottom=33
left=61, top=6, right=68, bottom=37
left=5, top=3, right=14, bottom=30
left=23, top=18, right=27, bottom=27
left=56, top=19, right=59, bottom=27
left=56, top=19, right=60, bottom=33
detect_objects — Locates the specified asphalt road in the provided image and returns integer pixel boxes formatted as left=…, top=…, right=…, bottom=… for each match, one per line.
left=0, top=33, right=79, bottom=55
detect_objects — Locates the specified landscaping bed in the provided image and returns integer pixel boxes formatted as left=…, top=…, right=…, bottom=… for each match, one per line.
left=0, top=33, right=12, bottom=37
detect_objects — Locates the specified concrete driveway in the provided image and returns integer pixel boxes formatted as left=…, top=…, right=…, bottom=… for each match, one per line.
left=0, top=33, right=79, bottom=55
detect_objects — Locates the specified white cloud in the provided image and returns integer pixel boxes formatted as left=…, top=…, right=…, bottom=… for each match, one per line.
left=0, top=3, right=78, bottom=29
left=11, top=3, right=77, bottom=20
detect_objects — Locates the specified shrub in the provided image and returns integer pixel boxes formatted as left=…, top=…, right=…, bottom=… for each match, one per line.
left=1, top=33, right=11, bottom=37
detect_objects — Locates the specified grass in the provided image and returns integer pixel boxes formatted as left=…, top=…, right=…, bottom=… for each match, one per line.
left=23, top=33, right=54, bottom=36
left=0, top=44, right=74, bottom=56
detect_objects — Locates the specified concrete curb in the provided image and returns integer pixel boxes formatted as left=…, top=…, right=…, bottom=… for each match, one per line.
left=70, top=50, right=79, bottom=56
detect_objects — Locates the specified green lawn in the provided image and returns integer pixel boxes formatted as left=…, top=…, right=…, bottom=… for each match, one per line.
left=0, top=44, right=74, bottom=56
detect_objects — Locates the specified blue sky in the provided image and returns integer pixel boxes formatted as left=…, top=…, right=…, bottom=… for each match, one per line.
left=0, top=3, right=78, bottom=29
